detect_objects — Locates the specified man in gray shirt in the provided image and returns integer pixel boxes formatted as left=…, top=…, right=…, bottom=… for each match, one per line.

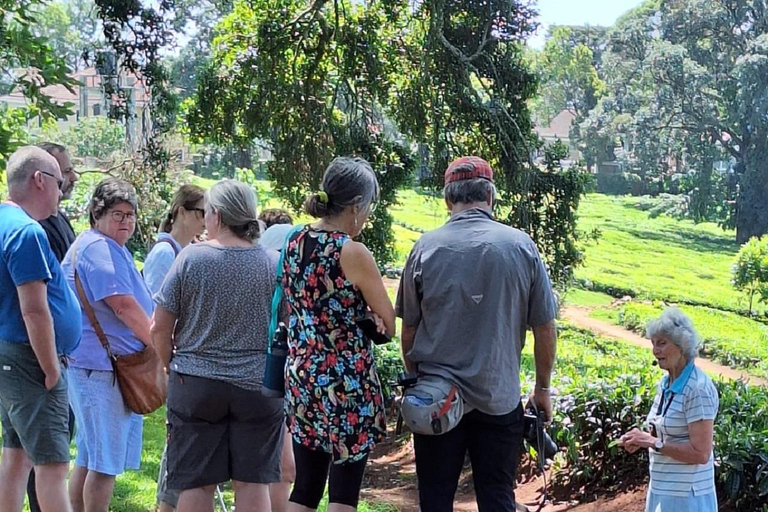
left=396, top=156, right=557, bottom=512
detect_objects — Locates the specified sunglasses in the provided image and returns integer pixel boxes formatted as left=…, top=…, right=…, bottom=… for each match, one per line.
left=38, top=170, right=63, bottom=191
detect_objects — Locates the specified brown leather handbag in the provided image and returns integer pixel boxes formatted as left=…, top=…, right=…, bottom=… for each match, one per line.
left=71, top=245, right=167, bottom=415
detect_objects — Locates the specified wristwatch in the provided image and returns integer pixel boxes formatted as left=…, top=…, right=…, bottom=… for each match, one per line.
left=654, top=439, right=664, bottom=452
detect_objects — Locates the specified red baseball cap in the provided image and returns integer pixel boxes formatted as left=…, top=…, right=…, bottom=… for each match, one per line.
left=444, top=156, right=494, bottom=185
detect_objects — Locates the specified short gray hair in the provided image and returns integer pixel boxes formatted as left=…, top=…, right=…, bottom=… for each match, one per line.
left=88, top=178, right=138, bottom=227
left=206, top=180, right=261, bottom=241
left=6, top=146, right=59, bottom=194
left=443, top=178, right=496, bottom=205
left=646, top=308, right=700, bottom=361
left=305, top=157, right=380, bottom=218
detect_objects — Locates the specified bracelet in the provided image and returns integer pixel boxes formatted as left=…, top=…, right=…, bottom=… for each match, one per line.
left=536, top=386, right=551, bottom=392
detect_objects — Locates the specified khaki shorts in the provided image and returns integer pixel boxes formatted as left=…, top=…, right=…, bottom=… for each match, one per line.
left=0, top=341, right=70, bottom=465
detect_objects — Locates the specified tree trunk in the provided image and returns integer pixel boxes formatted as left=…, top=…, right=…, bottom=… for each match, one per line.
left=737, top=143, right=768, bottom=244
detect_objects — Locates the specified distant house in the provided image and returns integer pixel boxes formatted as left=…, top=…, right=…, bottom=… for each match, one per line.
left=534, top=109, right=582, bottom=163
left=0, top=67, right=150, bottom=143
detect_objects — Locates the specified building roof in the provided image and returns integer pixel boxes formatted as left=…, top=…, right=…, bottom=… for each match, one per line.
left=535, top=109, right=576, bottom=140
left=0, top=67, right=150, bottom=109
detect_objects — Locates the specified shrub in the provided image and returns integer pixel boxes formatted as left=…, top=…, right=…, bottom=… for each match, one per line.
left=732, top=237, right=768, bottom=315
left=374, top=340, right=405, bottom=404
left=45, top=117, right=126, bottom=161
left=596, top=172, right=642, bottom=195
left=715, top=380, right=768, bottom=511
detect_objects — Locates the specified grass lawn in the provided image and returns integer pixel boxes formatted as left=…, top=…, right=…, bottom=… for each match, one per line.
left=6, top=404, right=395, bottom=512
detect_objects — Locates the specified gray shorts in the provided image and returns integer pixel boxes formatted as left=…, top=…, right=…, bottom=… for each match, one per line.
left=167, top=372, right=285, bottom=490
left=0, top=341, right=70, bottom=465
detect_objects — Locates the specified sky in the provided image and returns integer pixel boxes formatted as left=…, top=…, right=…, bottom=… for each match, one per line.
left=528, top=0, right=646, bottom=48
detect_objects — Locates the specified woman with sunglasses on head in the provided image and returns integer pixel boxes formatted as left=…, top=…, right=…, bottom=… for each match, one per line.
left=61, top=178, right=154, bottom=512
left=619, top=308, right=719, bottom=512
left=143, top=184, right=206, bottom=512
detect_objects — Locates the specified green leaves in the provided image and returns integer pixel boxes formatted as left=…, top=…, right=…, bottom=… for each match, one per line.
left=0, top=0, right=79, bottom=164
left=732, top=237, right=768, bottom=315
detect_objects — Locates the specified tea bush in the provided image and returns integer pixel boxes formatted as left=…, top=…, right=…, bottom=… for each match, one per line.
left=592, top=301, right=768, bottom=379
left=715, top=381, right=768, bottom=511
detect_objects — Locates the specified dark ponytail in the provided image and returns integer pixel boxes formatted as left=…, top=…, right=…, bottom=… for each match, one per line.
left=160, top=184, right=206, bottom=233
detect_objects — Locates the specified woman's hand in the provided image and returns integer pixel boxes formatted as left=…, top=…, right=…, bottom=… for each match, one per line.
left=620, top=427, right=658, bottom=451
left=370, top=312, right=387, bottom=334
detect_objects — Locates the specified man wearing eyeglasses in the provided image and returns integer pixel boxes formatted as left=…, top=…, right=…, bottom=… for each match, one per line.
left=22, top=143, right=80, bottom=512
left=0, top=146, right=82, bottom=512
left=37, top=143, right=79, bottom=262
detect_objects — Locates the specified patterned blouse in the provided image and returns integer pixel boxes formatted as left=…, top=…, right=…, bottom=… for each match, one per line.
left=282, top=226, right=387, bottom=464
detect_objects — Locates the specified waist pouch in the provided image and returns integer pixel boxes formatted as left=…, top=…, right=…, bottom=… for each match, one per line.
left=401, top=374, right=465, bottom=435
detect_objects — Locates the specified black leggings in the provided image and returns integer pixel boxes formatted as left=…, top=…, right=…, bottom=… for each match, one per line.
left=289, top=442, right=369, bottom=508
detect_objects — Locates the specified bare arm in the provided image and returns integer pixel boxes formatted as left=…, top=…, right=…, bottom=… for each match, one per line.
left=401, top=324, right=418, bottom=374
left=17, top=281, right=60, bottom=390
left=532, top=319, right=556, bottom=390
left=621, top=420, right=714, bottom=465
left=103, top=294, right=152, bottom=345
left=340, top=241, right=395, bottom=336
left=531, top=319, right=557, bottom=421
left=660, top=420, right=714, bottom=464
left=150, top=306, right=177, bottom=370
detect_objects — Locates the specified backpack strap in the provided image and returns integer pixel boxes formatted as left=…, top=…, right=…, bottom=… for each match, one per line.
left=154, top=238, right=180, bottom=257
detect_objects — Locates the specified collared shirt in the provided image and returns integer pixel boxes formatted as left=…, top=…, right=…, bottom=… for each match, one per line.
left=396, top=208, right=557, bottom=415
left=143, top=233, right=182, bottom=296
left=0, top=204, right=81, bottom=354
left=647, top=362, right=719, bottom=498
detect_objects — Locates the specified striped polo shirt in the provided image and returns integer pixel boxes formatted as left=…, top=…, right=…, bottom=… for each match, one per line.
left=646, top=362, right=719, bottom=497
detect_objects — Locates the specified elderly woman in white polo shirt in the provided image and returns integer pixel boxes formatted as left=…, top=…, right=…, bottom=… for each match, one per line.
left=619, top=308, right=719, bottom=512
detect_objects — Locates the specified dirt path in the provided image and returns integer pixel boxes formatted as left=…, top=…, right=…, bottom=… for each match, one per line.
left=562, top=306, right=767, bottom=386
left=361, top=435, right=648, bottom=512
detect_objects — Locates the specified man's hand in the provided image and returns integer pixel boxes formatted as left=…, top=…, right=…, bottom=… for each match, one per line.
left=531, top=387, right=552, bottom=423
left=44, top=366, right=61, bottom=391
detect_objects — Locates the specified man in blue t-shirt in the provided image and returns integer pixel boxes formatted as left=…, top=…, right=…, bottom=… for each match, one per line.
left=0, top=146, right=82, bottom=512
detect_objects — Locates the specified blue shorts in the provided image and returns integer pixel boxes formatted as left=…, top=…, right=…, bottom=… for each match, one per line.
left=68, top=367, right=142, bottom=476
left=646, top=489, right=717, bottom=512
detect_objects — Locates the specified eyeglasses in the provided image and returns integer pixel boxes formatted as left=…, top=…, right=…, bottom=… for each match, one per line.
left=109, top=210, right=137, bottom=223
left=188, top=207, right=205, bottom=215
left=38, top=170, right=63, bottom=190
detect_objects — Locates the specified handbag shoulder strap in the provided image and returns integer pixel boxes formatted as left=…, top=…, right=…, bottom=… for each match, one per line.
left=70, top=241, right=115, bottom=360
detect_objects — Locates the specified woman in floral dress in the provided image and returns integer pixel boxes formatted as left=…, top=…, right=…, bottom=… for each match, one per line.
left=282, top=157, right=395, bottom=512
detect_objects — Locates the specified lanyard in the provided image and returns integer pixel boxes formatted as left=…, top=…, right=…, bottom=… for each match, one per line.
left=656, top=390, right=675, bottom=418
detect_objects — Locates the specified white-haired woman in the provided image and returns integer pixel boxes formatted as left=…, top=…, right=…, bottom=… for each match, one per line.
left=151, top=180, right=284, bottom=512
left=619, top=308, right=719, bottom=512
